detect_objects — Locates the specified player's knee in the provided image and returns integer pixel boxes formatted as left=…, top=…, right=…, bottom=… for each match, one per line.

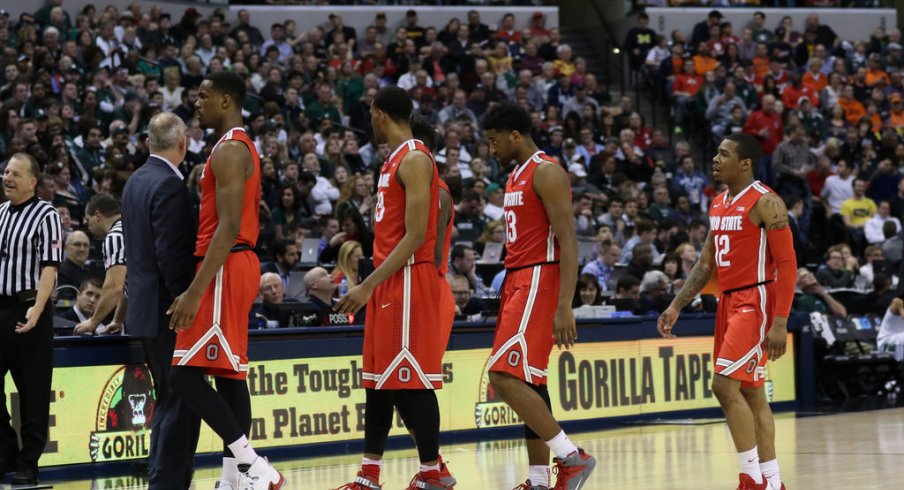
left=741, top=386, right=770, bottom=410
left=530, top=383, right=552, bottom=411
left=712, top=374, right=740, bottom=403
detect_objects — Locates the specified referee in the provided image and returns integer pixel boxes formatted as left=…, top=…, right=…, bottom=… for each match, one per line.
left=0, top=153, right=63, bottom=486
left=75, top=193, right=126, bottom=335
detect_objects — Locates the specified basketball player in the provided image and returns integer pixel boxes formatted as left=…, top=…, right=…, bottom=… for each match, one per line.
left=658, top=133, right=795, bottom=490
left=482, top=102, right=596, bottom=490
left=335, top=88, right=455, bottom=489
left=166, top=72, right=284, bottom=490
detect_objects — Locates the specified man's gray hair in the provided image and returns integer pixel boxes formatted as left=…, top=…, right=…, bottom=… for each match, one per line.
left=640, top=270, right=670, bottom=293
left=148, top=112, right=186, bottom=153
left=260, top=272, right=282, bottom=289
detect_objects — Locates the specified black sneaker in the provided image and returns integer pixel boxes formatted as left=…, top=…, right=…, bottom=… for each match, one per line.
left=11, top=468, right=38, bottom=486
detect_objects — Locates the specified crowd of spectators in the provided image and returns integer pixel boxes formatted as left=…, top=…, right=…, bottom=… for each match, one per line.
left=623, top=8, right=904, bottom=319
left=4, top=0, right=901, bottom=331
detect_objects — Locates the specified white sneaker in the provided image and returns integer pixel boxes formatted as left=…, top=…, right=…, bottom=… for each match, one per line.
left=239, top=457, right=285, bottom=490
left=215, top=481, right=237, bottom=490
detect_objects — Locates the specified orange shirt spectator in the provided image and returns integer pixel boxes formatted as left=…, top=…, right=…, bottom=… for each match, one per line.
left=890, top=94, right=904, bottom=127
left=865, top=67, right=890, bottom=87
left=838, top=88, right=866, bottom=126
left=802, top=70, right=828, bottom=94
left=868, top=112, right=882, bottom=132
left=753, top=56, right=770, bottom=79
left=671, top=56, right=685, bottom=75
left=693, top=52, right=719, bottom=76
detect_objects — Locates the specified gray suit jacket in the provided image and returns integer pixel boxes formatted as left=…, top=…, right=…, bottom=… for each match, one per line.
left=121, top=156, right=197, bottom=337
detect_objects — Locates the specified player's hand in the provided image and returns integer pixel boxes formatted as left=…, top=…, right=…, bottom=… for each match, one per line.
left=15, top=306, right=39, bottom=334
left=657, top=305, right=680, bottom=339
left=74, top=320, right=97, bottom=335
left=553, top=306, right=576, bottom=350
left=335, top=283, right=374, bottom=314
left=167, top=290, right=202, bottom=332
left=106, top=322, right=123, bottom=334
left=765, top=317, right=788, bottom=361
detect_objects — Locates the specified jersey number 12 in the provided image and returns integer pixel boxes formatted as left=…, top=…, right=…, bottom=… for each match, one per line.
left=715, top=234, right=731, bottom=267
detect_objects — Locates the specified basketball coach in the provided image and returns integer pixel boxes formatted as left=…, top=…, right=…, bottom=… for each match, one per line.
left=122, top=113, right=201, bottom=489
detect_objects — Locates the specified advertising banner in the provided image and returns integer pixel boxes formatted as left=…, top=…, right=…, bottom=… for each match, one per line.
left=4, top=335, right=795, bottom=466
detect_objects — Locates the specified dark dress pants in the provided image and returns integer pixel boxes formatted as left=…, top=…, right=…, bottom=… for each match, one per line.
left=142, top=324, right=201, bottom=490
left=0, top=297, right=53, bottom=476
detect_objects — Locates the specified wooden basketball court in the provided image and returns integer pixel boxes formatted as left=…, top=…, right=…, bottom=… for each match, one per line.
left=43, top=408, right=904, bottom=489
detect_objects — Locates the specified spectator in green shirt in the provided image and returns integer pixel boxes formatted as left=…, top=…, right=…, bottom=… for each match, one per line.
left=794, top=268, right=848, bottom=317
left=305, top=81, right=342, bottom=126
left=648, top=185, right=674, bottom=222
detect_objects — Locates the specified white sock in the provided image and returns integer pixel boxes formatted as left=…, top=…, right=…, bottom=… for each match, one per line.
left=220, top=457, right=239, bottom=484
left=227, top=435, right=258, bottom=466
left=738, top=447, right=763, bottom=484
left=419, top=462, right=441, bottom=473
left=362, top=457, right=383, bottom=467
left=545, top=431, right=578, bottom=459
left=528, top=465, right=551, bottom=487
left=760, top=459, right=781, bottom=489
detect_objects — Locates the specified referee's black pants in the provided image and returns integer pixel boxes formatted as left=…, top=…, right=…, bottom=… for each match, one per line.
left=0, top=297, right=53, bottom=475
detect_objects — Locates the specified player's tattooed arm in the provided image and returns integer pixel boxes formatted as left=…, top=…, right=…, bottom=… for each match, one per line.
left=670, top=231, right=715, bottom=310
left=757, top=192, right=790, bottom=229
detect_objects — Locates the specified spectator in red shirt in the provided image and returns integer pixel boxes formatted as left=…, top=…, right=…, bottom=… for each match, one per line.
left=768, top=57, right=789, bottom=90
left=721, top=21, right=740, bottom=46
left=782, top=73, right=821, bottom=110
left=497, top=13, right=522, bottom=45
left=628, top=112, right=653, bottom=151
left=672, top=60, right=703, bottom=132
left=528, top=12, right=551, bottom=39
left=743, top=94, right=784, bottom=183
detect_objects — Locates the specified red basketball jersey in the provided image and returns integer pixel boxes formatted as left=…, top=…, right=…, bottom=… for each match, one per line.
left=708, top=180, right=775, bottom=292
left=196, top=127, right=261, bottom=256
left=437, top=179, right=455, bottom=276
left=373, top=139, right=439, bottom=267
left=503, top=151, right=565, bottom=269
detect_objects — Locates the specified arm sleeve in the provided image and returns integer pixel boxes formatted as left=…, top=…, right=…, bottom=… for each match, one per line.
left=768, top=226, right=798, bottom=317
left=103, top=232, right=127, bottom=269
left=38, top=210, right=63, bottom=266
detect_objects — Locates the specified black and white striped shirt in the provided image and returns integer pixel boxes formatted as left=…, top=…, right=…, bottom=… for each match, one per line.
left=103, top=218, right=126, bottom=270
left=0, top=197, right=63, bottom=296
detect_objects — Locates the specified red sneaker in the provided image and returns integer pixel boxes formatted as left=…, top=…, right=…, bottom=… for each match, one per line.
left=736, top=474, right=770, bottom=490
left=513, top=480, right=550, bottom=490
left=406, top=459, right=456, bottom=489
left=335, top=471, right=382, bottom=489
left=552, top=448, right=596, bottom=490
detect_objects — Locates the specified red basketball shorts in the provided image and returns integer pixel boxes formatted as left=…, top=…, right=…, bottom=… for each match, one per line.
left=714, top=281, right=776, bottom=388
left=363, top=262, right=447, bottom=390
left=488, top=264, right=560, bottom=386
left=172, top=251, right=260, bottom=380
